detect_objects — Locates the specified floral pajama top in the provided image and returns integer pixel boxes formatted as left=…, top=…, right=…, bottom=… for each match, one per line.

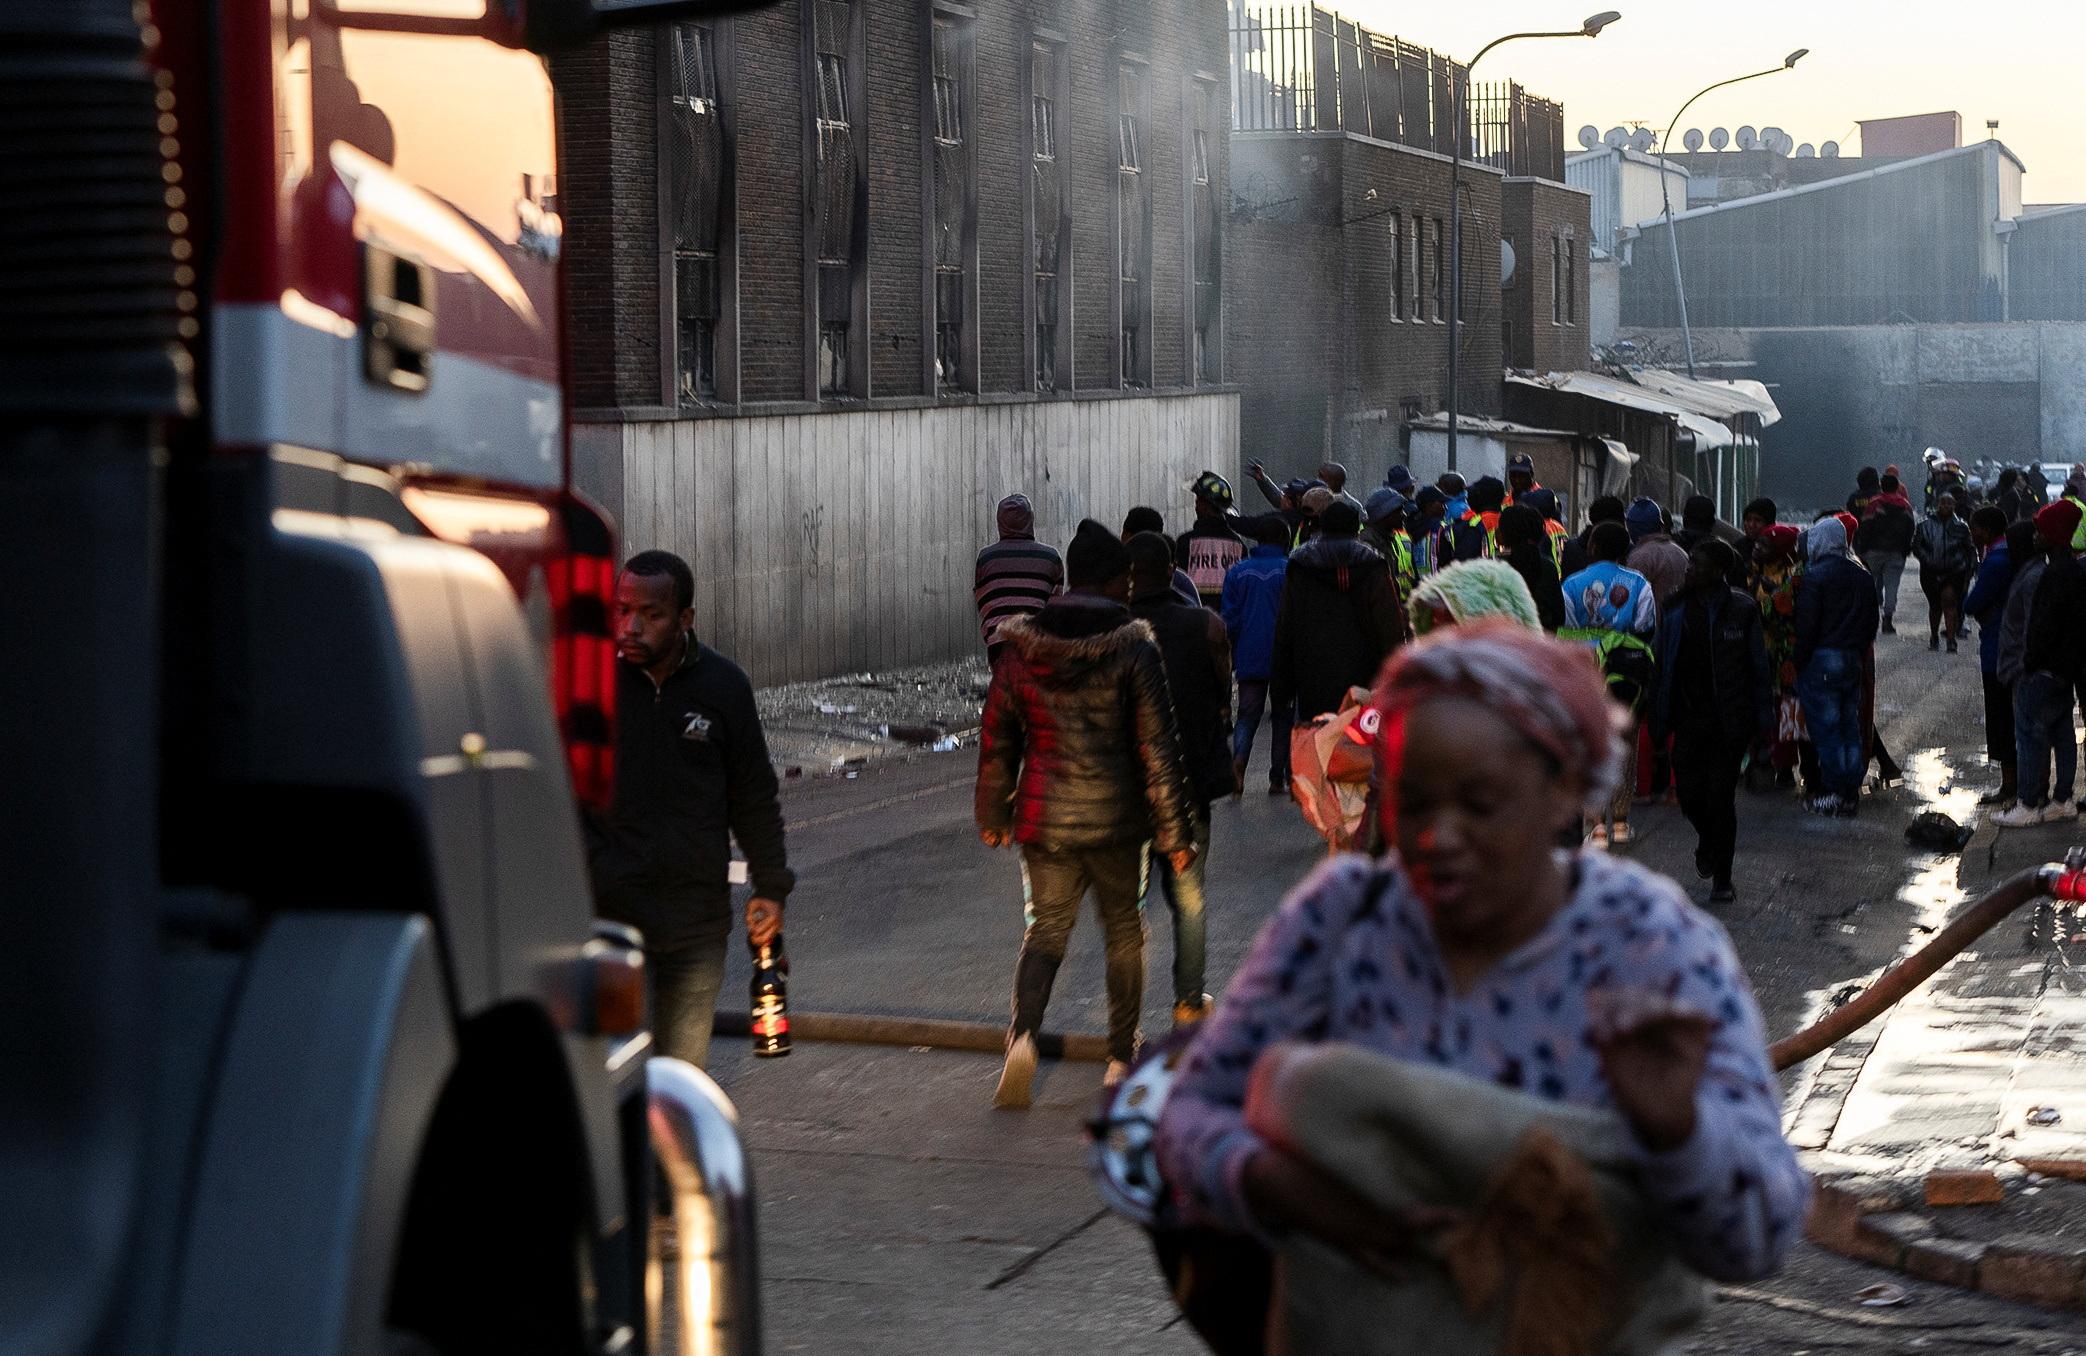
left=1153, top=851, right=1810, bottom=1283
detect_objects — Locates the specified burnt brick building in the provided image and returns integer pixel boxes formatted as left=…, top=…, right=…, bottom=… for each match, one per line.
left=1225, top=5, right=1590, bottom=485
left=555, top=0, right=1236, bottom=684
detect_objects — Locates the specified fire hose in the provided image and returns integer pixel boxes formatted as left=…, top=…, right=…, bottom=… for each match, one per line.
left=1768, top=847, right=2086, bottom=1071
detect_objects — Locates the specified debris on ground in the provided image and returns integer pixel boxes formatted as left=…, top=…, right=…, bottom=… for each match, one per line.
left=758, top=656, right=993, bottom=779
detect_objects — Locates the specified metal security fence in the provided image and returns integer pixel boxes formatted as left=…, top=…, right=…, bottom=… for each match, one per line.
left=1230, top=4, right=1564, bottom=180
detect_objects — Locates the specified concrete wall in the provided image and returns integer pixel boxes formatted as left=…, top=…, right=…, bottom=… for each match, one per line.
left=1616, top=322, right=2086, bottom=511
left=575, top=391, right=1239, bottom=684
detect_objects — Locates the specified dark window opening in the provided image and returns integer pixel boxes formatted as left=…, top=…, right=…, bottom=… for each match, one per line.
left=1430, top=216, right=1445, bottom=322
left=667, top=22, right=726, bottom=404
left=1388, top=213, right=1404, bottom=320
left=1031, top=42, right=1065, bottom=390
left=931, top=16, right=971, bottom=391
left=1564, top=237, right=1577, bottom=325
left=811, top=0, right=859, bottom=398
left=1187, top=91, right=1219, bottom=384
left=1117, top=63, right=1150, bottom=388
left=1551, top=233, right=1563, bottom=324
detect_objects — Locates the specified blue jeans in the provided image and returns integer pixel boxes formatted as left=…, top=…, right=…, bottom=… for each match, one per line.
left=2014, top=672, right=2078, bottom=809
left=1148, top=807, right=1210, bottom=1006
left=1797, top=648, right=1864, bottom=799
left=1233, top=679, right=1292, bottom=789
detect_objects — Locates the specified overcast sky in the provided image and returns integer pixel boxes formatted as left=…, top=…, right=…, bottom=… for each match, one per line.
left=1335, top=0, right=2086, bottom=202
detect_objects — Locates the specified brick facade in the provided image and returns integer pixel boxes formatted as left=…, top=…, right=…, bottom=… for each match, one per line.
left=1226, top=132, right=1507, bottom=467
left=554, top=0, right=1229, bottom=415
left=1500, top=176, right=1594, bottom=374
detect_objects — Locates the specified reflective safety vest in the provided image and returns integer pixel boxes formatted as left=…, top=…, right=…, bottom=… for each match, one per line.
left=2069, top=494, right=2086, bottom=553
left=1543, top=519, right=1568, bottom=573
left=1559, top=625, right=1657, bottom=708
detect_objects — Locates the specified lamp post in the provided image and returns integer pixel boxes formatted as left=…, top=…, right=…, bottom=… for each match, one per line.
left=1447, top=10, right=1619, bottom=473
left=1656, top=49, right=1808, bottom=378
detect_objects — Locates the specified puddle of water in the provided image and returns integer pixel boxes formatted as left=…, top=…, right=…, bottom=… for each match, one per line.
left=1897, top=747, right=1973, bottom=935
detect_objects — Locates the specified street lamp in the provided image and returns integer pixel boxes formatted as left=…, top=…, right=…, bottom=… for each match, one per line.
left=1655, top=48, right=1808, bottom=378
left=1447, top=12, right=1620, bottom=472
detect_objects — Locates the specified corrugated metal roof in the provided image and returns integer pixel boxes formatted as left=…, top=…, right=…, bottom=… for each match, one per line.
left=1406, top=412, right=1578, bottom=438
left=1506, top=371, right=1736, bottom=450
left=1638, top=140, right=2026, bottom=229
left=1621, top=369, right=1781, bottom=427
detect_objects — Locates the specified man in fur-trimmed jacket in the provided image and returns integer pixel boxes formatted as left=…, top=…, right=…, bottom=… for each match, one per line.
left=977, top=519, right=1198, bottom=1109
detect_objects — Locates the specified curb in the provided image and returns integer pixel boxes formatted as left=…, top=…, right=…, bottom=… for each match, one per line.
left=1805, top=1168, right=2086, bottom=1310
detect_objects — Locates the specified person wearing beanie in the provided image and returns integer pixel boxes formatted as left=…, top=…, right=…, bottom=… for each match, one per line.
left=1995, top=500, right=2086, bottom=826
left=1856, top=474, right=1916, bottom=633
left=1270, top=501, right=1406, bottom=722
left=1409, top=484, right=1450, bottom=578
left=1120, top=506, right=1201, bottom=606
left=1224, top=514, right=1298, bottom=797
left=1624, top=497, right=1689, bottom=607
left=976, top=517, right=1197, bottom=1105
left=1363, top=488, right=1417, bottom=605
left=1848, top=466, right=1882, bottom=520
left=1127, top=533, right=1234, bottom=1027
left=1178, top=471, right=1248, bottom=606
left=974, top=492, right=1065, bottom=667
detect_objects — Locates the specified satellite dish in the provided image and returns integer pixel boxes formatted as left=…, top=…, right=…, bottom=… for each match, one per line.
left=1629, top=128, right=1656, bottom=153
left=1578, top=124, right=1602, bottom=150
left=1709, top=127, right=1730, bottom=150
left=1821, top=140, right=1841, bottom=158
left=1761, top=126, right=1785, bottom=154
left=1736, top=125, right=1758, bottom=150
left=1603, top=126, right=1629, bottom=148
left=1683, top=128, right=1705, bottom=152
left=1796, top=142, right=1816, bottom=158
left=1499, top=238, right=1517, bottom=287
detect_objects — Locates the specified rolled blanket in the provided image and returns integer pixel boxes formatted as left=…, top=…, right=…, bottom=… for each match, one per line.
left=1242, top=1042, right=1707, bottom=1356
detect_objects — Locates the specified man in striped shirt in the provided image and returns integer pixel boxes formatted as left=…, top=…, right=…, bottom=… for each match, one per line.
left=975, top=493, right=1064, bottom=667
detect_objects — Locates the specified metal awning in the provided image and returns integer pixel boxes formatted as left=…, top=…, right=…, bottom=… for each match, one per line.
left=1620, top=368, right=1782, bottom=428
left=1506, top=371, right=1736, bottom=451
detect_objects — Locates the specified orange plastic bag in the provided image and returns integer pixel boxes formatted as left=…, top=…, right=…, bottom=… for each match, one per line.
left=1289, top=686, right=1378, bottom=850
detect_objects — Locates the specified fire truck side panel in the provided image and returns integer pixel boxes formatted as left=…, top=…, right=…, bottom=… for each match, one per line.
left=166, top=913, right=453, bottom=1356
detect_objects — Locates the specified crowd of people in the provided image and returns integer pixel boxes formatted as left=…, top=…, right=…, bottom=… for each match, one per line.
left=964, top=450, right=2086, bottom=1108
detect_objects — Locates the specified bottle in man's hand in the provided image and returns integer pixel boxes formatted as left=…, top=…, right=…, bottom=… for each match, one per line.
left=750, top=936, right=791, bottom=1058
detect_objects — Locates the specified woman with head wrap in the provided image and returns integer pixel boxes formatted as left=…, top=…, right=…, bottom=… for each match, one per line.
left=1750, top=524, right=1805, bottom=788
left=1793, top=518, right=1880, bottom=816
left=1154, top=622, right=1808, bottom=1337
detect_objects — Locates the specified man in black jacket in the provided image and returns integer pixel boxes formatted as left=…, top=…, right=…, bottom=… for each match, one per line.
left=977, top=520, right=1197, bottom=1107
left=1270, top=502, right=1406, bottom=723
left=1653, top=541, right=1771, bottom=903
left=2004, top=500, right=2086, bottom=823
left=592, top=550, right=792, bottom=1069
left=1128, top=533, right=1234, bottom=1026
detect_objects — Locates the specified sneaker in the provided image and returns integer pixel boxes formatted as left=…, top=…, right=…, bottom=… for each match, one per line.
left=994, top=1033, right=1038, bottom=1110
left=1947, top=638, right=1959, bottom=655
left=1103, top=1059, right=1133, bottom=1089
left=1586, top=822, right=1610, bottom=848
left=2040, top=799, right=2077, bottom=824
left=1694, top=849, right=1713, bottom=880
left=1609, top=820, right=1634, bottom=845
left=1993, top=802, right=2047, bottom=828
left=1977, top=784, right=2017, bottom=806
left=1881, top=619, right=1896, bottom=635
left=1709, top=881, right=1737, bottom=904
left=1802, top=793, right=1842, bottom=816
left=1173, top=994, right=1212, bottom=1029
left=1929, top=635, right=1940, bottom=651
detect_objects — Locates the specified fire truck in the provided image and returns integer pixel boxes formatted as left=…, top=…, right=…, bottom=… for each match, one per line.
left=2, top=0, right=767, bottom=1352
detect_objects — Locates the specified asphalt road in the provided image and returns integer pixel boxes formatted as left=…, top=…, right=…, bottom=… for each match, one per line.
left=704, top=629, right=2086, bottom=1354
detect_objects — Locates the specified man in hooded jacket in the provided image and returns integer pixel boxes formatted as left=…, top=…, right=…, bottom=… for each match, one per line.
left=977, top=520, right=1197, bottom=1107
left=1269, top=502, right=1406, bottom=723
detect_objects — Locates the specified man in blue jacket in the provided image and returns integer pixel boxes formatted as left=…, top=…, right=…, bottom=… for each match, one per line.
left=1222, top=514, right=1292, bottom=796
left=1652, top=541, right=1770, bottom=903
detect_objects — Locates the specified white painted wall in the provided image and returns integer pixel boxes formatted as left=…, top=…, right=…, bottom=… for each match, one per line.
left=578, top=393, right=1239, bottom=684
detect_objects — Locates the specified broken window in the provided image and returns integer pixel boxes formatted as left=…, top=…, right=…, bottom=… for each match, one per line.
left=811, top=0, right=859, bottom=397
left=1551, top=232, right=1563, bottom=324
left=1388, top=211, right=1404, bottom=321
left=1187, top=83, right=1219, bottom=384
left=1117, top=64, right=1151, bottom=387
left=931, top=16, right=972, bottom=391
left=666, top=22, right=725, bottom=402
left=1564, top=235, right=1577, bottom=325
left=1431, top=216, right=1445, bottom=322
left=1030, top=41, right=1064, bottom=390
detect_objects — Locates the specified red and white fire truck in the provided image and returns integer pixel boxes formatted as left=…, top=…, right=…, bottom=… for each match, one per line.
left=2, top=0, right=768, bottom=1352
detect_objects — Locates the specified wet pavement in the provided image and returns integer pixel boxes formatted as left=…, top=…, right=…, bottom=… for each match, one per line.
left=707, top=625, right=2086, bottom=1351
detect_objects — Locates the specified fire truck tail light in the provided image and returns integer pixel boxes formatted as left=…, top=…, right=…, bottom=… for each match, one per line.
left=551, top=498, right=618, bottom=813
